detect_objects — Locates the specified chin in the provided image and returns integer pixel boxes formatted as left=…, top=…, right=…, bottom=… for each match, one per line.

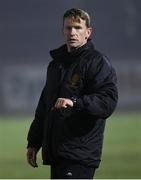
left=69, top=43, right=78, bottom=48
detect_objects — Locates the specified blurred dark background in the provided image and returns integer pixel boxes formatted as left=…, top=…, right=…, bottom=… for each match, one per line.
left=0, top=0, right=141, bottom=114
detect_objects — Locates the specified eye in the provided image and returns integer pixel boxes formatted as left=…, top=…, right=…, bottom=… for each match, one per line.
left=75, top=26, right=82, bottom=30
left=65, top=26, right=82, bottom=30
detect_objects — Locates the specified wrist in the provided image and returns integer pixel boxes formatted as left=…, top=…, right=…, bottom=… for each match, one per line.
left=70, top=97, right=77, bottom=107
left=71, top=96, right=84, bottom=111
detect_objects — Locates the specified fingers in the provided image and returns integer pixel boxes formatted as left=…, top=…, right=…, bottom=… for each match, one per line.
left=27, top=148, right=38, bottom=168
left=52, top=98, right=73, bottom=110
left=53, top=98, right=67, bottom=109
left=27, top=151, right=38, bottom=168
left=55, top=98, right=67, bottom=108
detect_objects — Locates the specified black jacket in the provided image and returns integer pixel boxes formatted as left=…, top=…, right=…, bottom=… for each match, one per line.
left=27, top=40, right=118, bottom=168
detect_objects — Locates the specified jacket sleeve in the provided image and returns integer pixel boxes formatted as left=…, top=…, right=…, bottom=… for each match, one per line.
left=27, top=62, right=54, bottom=150
left=74, top=55, right=118, bottom=118
left=27, top=86, right=47, bottom=150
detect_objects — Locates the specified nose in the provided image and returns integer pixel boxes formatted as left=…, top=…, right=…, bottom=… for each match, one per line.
left=70, top=27, right=76, bottom=35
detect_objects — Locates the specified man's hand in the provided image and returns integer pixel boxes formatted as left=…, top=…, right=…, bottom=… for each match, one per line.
left=52, top=98, right=73, bottom=110
left=27, top=147, right=38, bottom=168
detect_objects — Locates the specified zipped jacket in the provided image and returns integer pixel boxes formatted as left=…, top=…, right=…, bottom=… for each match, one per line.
left=27, top=40, right=118, bottom=168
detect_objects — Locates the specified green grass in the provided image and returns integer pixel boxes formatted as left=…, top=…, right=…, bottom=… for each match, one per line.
left=0, top=112, right=141, bottom=179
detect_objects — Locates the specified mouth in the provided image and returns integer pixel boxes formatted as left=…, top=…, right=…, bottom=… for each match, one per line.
left=68, top=39, right=77, bottom=43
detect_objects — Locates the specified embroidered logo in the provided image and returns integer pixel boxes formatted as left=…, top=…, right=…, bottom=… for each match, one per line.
left=69, top=73, right=81, bottom=89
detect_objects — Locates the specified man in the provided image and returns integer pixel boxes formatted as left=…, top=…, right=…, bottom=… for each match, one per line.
left=27, top=8, right=118, bottom=179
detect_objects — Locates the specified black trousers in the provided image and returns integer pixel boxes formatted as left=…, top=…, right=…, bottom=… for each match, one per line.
left=51, top=161, right=96, bottom=179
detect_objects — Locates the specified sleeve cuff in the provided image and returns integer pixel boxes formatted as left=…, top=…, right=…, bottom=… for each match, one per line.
left=27, top=141, right=41, bottom=151
left=71, top=97, right=84, bottom=111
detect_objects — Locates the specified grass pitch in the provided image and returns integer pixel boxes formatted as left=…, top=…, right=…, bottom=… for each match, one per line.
left=0, top=112, right=141, bottom=179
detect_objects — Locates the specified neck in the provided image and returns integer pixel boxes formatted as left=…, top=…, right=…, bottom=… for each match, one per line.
left=67, top=46, right=77, bottom=52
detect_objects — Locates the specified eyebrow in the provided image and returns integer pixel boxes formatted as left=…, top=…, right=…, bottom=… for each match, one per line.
left=65, top=25, right=83, bottom=29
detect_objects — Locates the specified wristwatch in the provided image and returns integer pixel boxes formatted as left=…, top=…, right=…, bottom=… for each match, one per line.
left=71, top=97, right=77, bottom=107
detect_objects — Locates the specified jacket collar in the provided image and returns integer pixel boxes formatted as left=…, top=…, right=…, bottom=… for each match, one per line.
left=50, top=39, right=95, bottom=62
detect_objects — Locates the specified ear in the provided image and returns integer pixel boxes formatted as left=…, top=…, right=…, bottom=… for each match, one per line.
left=85, top=27, right=92, bottom=39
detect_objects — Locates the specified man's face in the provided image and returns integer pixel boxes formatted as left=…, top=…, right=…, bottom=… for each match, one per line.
left=63, top=17, right=92, bottom=52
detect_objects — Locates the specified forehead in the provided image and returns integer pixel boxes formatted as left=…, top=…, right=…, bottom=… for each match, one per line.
left=64, top=17, right=86, bottom=26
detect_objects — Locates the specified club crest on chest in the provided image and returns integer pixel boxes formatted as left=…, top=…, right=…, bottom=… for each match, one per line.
left=69, top=73, right=81, bottom=89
